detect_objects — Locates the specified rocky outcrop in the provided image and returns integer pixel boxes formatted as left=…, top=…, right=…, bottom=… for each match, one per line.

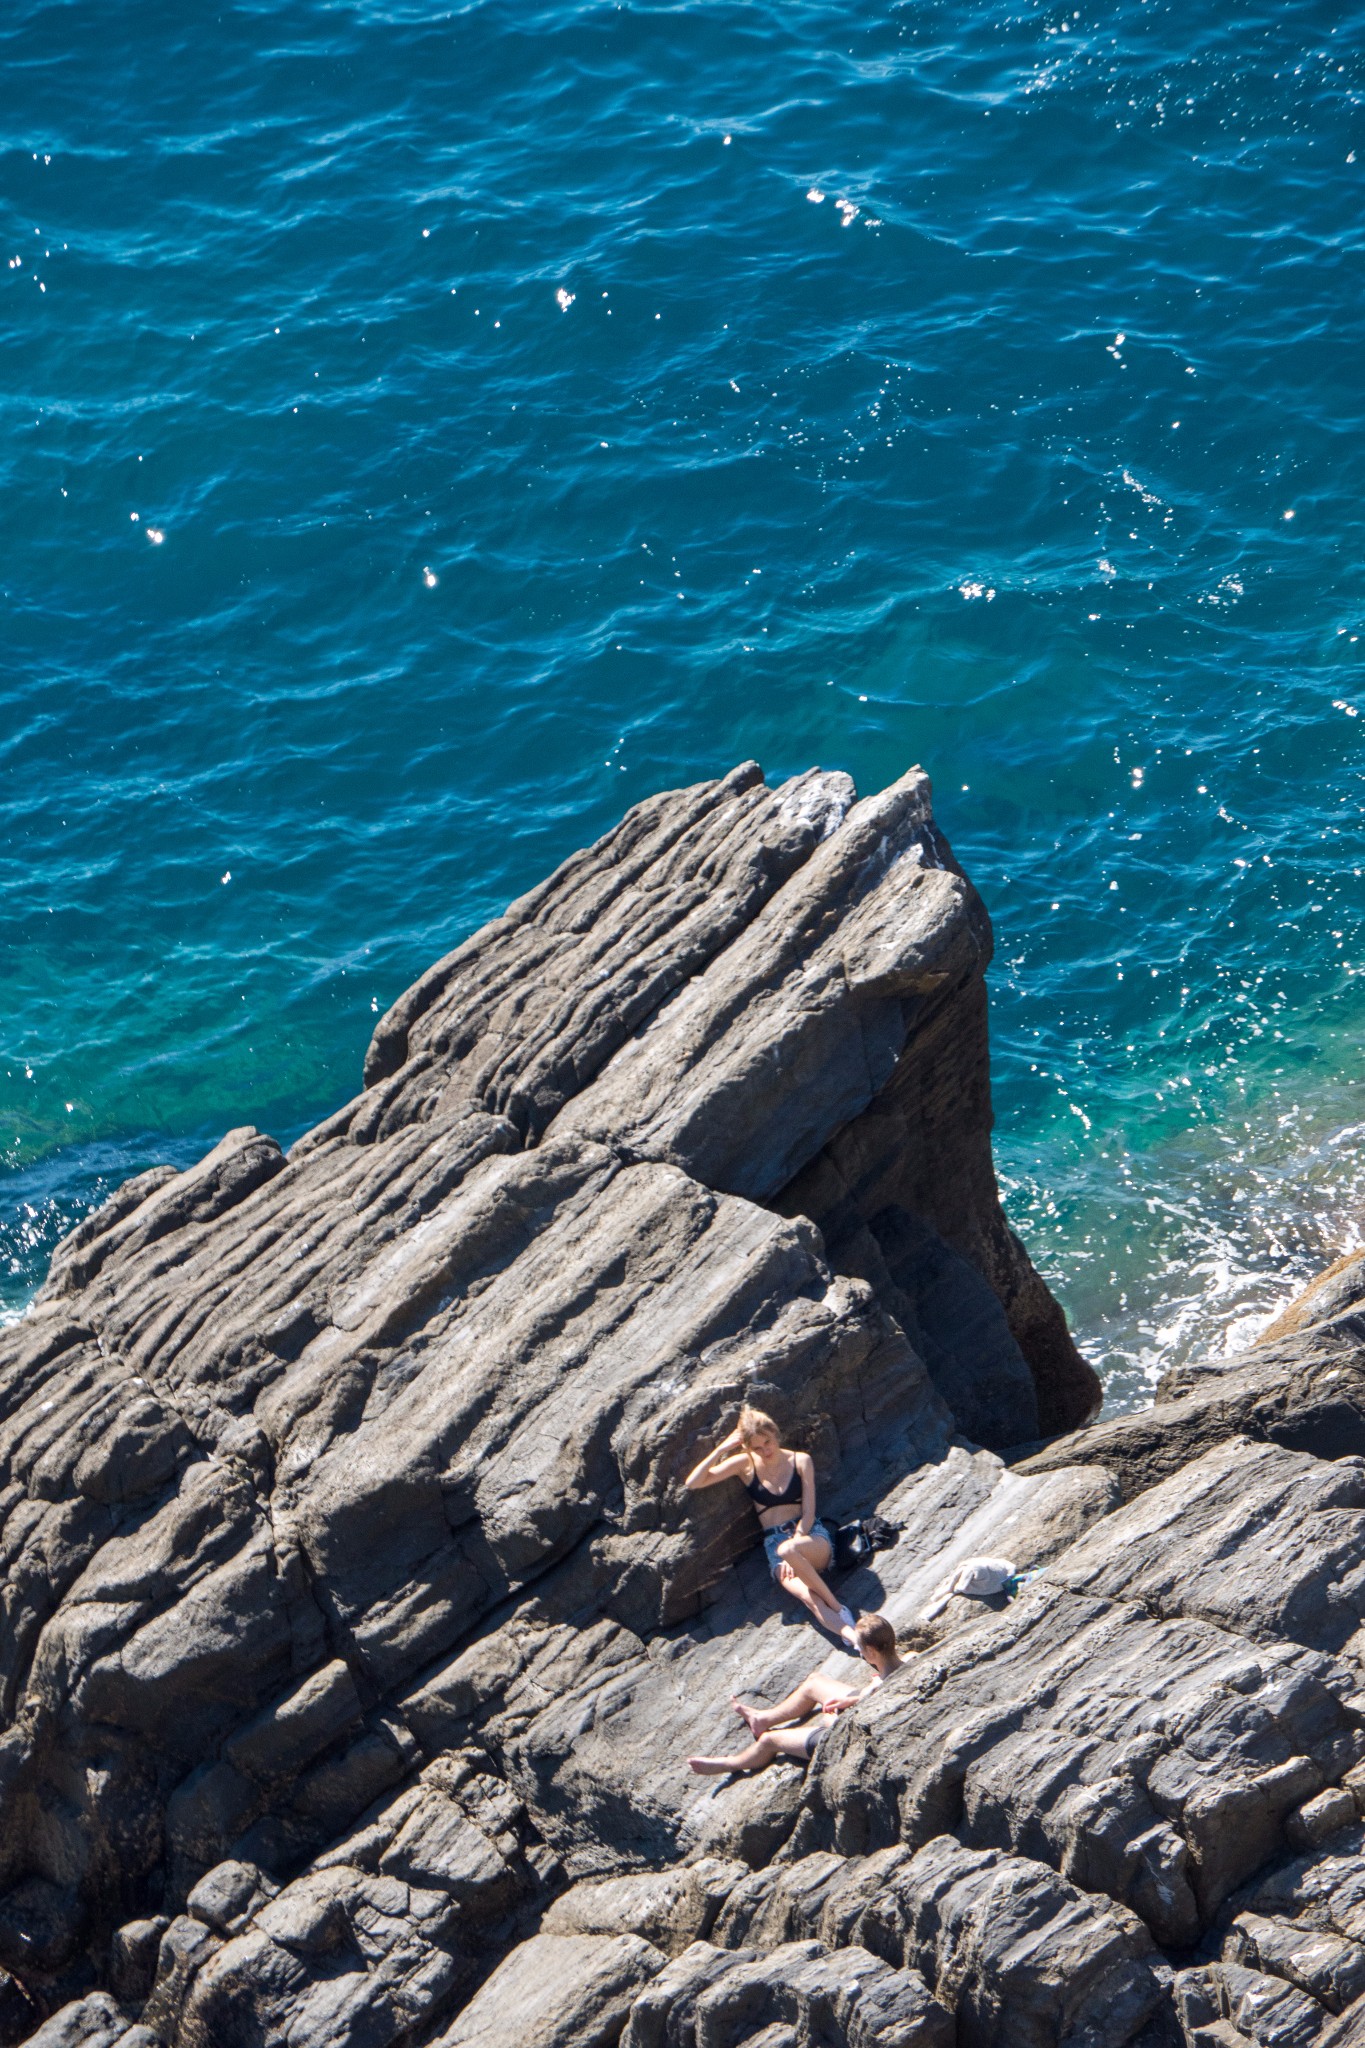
left=4, top=761, right=1364, bottom=2047
left=1018, top=1258, right=1365, bottom=1499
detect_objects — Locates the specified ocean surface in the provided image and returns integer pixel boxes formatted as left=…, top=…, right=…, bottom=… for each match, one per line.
left=3, top=0, right=1364, bottom=1413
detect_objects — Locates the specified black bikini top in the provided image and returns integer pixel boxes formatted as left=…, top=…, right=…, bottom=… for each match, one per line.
left=745, top=1456, right=803, bottom=1509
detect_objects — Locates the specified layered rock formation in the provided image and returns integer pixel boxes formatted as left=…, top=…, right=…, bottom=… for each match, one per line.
left=3, top=761, right=1363, bottom=2048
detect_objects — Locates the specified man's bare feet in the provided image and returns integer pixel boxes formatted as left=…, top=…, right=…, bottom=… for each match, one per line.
left=731, top=1696, right=764, bottom=1736
left=688, top=1755, right=734, bottom=1775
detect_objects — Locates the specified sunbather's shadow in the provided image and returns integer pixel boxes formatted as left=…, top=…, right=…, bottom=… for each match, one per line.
left=830, top=1562, right=887, bottom=1614
left=703, top=1544, right=892, bottom=1653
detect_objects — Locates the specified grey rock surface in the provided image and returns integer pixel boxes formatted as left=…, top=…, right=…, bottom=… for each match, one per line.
left=707, top=1837, right=1167, bottom=2048
left=614, top=1932, right=954, bottom=2048
left=434, top=1931, right=664, bottom=2047
left=7, top=762, right=1365, bottom=2046
left=1046, top=1437, right=1365, bottom=1657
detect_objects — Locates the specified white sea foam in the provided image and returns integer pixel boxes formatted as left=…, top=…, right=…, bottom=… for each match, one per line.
left=1004, top=1103, right=1365, bottom=1416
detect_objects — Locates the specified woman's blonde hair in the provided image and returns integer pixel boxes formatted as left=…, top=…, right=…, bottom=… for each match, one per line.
left=735, top=1403, right=779, bottom=1446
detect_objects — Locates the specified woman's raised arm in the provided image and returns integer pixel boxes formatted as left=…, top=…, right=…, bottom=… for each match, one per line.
left=683, top=1426, right=750, bottom=1491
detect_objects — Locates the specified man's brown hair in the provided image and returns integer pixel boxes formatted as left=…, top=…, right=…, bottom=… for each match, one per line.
left=854, top=1612, right=896, bottom=1655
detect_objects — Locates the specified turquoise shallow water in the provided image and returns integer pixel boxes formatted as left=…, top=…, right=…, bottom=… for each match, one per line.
left=3, top=0, right=1364, bottom=1411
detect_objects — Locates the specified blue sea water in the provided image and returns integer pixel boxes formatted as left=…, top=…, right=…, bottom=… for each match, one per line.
left=3, top=0, right=1364, bottom=1411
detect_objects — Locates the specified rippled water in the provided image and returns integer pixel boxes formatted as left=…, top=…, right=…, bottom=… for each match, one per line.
left=3, top=0, right=1364, bottom=1410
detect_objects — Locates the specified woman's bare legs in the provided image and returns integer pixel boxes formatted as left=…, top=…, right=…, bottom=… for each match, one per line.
left=688, top=1726, right=815, bottom=1776
left=772, top=1558, right=839, bottom=1631
left=732, top=1673, right=847, bottom=1738
left=774, top=1533, right=848, bottom=1631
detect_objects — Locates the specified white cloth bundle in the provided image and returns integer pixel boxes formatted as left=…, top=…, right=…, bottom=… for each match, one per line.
left=919, top=1555, right=1017, bottom=1622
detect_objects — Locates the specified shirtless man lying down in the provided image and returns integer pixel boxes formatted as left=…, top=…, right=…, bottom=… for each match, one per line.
left=688, top=1612, right=903, bottom=1776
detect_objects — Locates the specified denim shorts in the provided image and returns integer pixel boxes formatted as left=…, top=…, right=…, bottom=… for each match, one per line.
left=763, top=1518, right=833, bottom=1580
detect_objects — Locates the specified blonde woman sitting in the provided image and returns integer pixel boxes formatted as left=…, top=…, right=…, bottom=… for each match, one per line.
left=684, top=1404, right=854, bottom=1640
left=688, top=1613, right=902, bottom=1775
